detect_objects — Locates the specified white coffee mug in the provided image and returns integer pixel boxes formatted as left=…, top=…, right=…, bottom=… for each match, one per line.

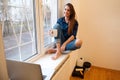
left=49, top=29, right=58, bottom=37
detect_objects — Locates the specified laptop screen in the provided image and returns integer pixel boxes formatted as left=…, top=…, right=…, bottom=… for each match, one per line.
left=6, top=60, right=43, bottom=80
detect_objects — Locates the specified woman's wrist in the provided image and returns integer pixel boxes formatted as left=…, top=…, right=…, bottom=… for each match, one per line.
left=63, top=42, right=67, bottom=46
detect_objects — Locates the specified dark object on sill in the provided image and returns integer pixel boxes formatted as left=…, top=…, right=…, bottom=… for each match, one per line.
left=72, top=61, right=91, bottom=79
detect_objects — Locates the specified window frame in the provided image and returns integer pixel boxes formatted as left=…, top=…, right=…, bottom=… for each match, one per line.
left=0, top=0, right=58, bottom=61
left=1, top=0, right=38, bottom=61
left=35, top=0, right=58, bottom=55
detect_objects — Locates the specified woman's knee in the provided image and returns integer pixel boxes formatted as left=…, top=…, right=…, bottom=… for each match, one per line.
left=75, top=39, right=83, bottom=48
left=53, top=23, right=61, bottom=30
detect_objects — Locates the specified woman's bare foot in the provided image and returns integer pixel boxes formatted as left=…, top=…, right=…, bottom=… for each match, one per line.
left=52, top=51, right=61, bottom=60
left=46, top=48, right=57, bottom=54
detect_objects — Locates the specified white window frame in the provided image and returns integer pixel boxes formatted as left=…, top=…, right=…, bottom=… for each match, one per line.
left=35, top=0, right=58, bottom=55
left=0, top=0, right=58, bottom=61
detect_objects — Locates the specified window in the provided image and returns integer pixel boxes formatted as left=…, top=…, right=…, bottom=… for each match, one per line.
left=42, top=0, right=57, bottom=49
left=0, top=0, right=37, bottom=61
left=0, top=0, right=58, bottom=61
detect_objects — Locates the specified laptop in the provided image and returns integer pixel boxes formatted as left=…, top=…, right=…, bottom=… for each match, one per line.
left=6, top=60, right=44, bottom=80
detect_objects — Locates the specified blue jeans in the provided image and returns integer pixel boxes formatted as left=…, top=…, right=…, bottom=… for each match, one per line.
left=53, top=23, right=80, bottom=50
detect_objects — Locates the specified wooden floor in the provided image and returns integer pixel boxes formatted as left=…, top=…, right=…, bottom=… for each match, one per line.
left=70, top=66, right=120, bottom=80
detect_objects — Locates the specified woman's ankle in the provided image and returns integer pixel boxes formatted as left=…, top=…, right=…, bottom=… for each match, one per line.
left=46, top=48, right=56, bottom=54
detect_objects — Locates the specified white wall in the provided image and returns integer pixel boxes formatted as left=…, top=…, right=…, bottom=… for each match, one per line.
left=72, top=0, right=120, bottom=70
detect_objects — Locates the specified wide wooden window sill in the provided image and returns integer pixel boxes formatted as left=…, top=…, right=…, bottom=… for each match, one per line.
left=33, top=51, right=71, bottom=80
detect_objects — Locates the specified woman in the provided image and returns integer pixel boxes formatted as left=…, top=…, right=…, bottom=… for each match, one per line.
left=47, top=3, right=82, bottom=60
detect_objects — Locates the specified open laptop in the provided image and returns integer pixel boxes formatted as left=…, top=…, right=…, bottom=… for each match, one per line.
left=6, top=60, right=45, bottom=80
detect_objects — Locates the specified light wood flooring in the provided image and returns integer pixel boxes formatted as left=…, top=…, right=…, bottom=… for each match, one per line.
left=70, top=66, right=120, bottom=80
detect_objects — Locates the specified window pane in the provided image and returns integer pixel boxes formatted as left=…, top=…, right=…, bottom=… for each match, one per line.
left=42, top=0, right=57, bottom=47
left=0, top=0, right=37, bottom=61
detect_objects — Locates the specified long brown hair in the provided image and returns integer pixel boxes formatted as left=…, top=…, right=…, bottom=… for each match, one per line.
left=65, top=3, right=76, bottom=35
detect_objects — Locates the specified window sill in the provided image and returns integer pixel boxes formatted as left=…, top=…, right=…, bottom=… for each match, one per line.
left=33, top=51, right=70, bottom=80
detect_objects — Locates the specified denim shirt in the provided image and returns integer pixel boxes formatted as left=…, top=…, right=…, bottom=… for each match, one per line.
left=57, top=17, right=78, bottom=40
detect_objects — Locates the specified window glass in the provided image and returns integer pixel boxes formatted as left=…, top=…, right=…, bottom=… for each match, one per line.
left=0, top=0, right=58, bottom=61
left=0, top=0, right=37, bottom=61
left=42, top=0, right=57, bottom=48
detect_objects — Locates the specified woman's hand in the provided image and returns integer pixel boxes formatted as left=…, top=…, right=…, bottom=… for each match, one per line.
left=49, top=30, right=53, bottom=36
left=49, top=29, right=57, bottom=37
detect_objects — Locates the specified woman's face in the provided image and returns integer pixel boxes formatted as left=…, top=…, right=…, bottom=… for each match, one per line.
left=64, top=5, right=70, bottom=18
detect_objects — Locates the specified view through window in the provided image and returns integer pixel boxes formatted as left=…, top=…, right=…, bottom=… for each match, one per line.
left=42, top=0, right=57, bottom=48
left=0, top=0, right=37, bottom=61
left=0, top=0, right=58, bottom=61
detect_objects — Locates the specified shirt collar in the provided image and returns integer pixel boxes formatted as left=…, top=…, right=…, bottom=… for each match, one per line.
left=62, top=17, right=68, bottom=24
